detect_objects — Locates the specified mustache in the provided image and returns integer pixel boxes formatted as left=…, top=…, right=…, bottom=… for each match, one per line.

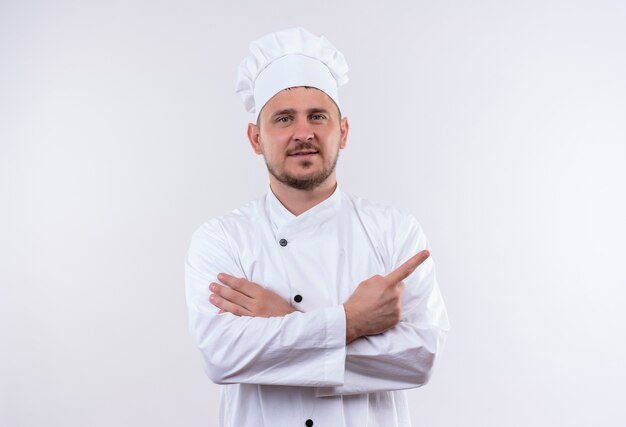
left=288, top=141, right=319, bottom=154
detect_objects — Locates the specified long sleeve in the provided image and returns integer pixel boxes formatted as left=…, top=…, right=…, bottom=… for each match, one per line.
left=185, top=219, right=347, bottom=387
left=185, top=190, right=447, bottom=427
left=315, top=214, right=450, bottom=396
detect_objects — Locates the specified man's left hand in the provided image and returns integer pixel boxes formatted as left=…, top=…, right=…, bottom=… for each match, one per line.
left=209, top=273, right=296, bottom=317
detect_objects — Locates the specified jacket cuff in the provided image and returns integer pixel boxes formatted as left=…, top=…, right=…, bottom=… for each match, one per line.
left=322, top=305, right=347, bottom=385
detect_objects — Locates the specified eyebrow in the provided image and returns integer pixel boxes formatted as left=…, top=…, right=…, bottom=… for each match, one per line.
left=270, top=108, right=332, bottom=119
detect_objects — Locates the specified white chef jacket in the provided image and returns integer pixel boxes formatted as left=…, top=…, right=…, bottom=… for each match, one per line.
left=185, top=185, right=449, bottom=427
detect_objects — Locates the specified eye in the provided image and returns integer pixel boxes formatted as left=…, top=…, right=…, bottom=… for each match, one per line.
left=311, top=114, right=326, bottom=121
left=276, top=116, right=291, bottom=124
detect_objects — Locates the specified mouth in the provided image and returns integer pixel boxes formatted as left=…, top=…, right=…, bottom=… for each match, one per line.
left=288, top=150, right=319, bottom=157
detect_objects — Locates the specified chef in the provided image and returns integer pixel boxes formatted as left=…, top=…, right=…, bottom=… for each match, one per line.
left=185, top=27, right=449, bottom=427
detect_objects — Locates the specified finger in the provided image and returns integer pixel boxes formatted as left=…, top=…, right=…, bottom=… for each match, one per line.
left=217, top=273, right=258, bottom=298
left=209, top=293, right=252, bottom=316
left=385, top=249, right=430, bottom=284
left=210, top=282, right=254, bottom=311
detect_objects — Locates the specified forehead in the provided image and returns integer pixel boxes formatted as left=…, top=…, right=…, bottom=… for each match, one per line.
left=260, top=86, right=337, bottom=119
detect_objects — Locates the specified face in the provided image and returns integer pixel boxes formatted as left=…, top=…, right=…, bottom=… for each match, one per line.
left=247, top=87, right=349, bottom=191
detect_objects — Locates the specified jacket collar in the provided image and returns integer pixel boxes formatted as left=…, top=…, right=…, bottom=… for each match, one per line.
left=265, top=184, right=342, bottom=232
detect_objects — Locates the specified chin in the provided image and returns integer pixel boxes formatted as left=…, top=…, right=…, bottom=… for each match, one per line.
left=290, top=167, right=321, bottom=178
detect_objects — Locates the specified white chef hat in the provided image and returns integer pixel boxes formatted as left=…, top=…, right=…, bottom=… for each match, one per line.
left=235, top=27, right=349, bottom=121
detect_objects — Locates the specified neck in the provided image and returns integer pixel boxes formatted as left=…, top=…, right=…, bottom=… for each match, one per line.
left=269, top=175, right=338, bottom=216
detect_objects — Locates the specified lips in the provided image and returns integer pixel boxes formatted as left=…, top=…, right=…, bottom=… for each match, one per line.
left=289, top=150, right=319, bottom=156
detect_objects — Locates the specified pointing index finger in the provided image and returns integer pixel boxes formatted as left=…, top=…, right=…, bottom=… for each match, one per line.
left=385, top=250, right=430, bottom=284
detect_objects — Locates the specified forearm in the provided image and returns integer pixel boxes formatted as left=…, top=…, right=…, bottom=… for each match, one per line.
left=189, top=305, right=347, bottom=386
left=186, top=221, right=348, bottom=387
left=315, top=320, right=447, bottom=396
left=319, top=258, right=450, bottom=396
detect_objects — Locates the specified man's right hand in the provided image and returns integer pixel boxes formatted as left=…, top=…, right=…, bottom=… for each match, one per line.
left=343, top=250, right=430, bottom=344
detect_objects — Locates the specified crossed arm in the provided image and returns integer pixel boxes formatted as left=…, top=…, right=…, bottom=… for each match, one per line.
left=209, top=250, right=431, bottom=344
left=185, top=218, right=449, bottom=394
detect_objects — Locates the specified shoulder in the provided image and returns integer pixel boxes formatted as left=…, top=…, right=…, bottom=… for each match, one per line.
left=190, top=195, right=266, bottom=249
left=344, top=191, right=422, bottom=235
left=341, top=191, right=429, bottom=270
left=342, top=191, right=427, bottom=264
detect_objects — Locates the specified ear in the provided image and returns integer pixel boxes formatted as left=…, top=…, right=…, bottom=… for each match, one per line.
left=339, top=117, right=349, bottom=149
left=247, top=123, right=263, bottom=155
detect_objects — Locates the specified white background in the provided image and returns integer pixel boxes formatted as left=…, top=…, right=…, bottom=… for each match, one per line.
left=2, top=1, right=625, bottom=426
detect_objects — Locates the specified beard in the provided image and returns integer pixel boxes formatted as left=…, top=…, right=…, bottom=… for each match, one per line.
left=265, top=142, right=340, bottom=191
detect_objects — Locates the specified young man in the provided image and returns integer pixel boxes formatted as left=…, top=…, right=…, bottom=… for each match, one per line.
left=185, top=27, right=449, bottom=427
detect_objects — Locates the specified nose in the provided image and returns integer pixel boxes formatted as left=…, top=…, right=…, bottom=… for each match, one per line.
left=292, top=117, right=314, bottom=142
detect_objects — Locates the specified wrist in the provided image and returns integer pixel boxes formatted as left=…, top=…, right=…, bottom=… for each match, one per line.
left=343, top=303, right=361, bottom=344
